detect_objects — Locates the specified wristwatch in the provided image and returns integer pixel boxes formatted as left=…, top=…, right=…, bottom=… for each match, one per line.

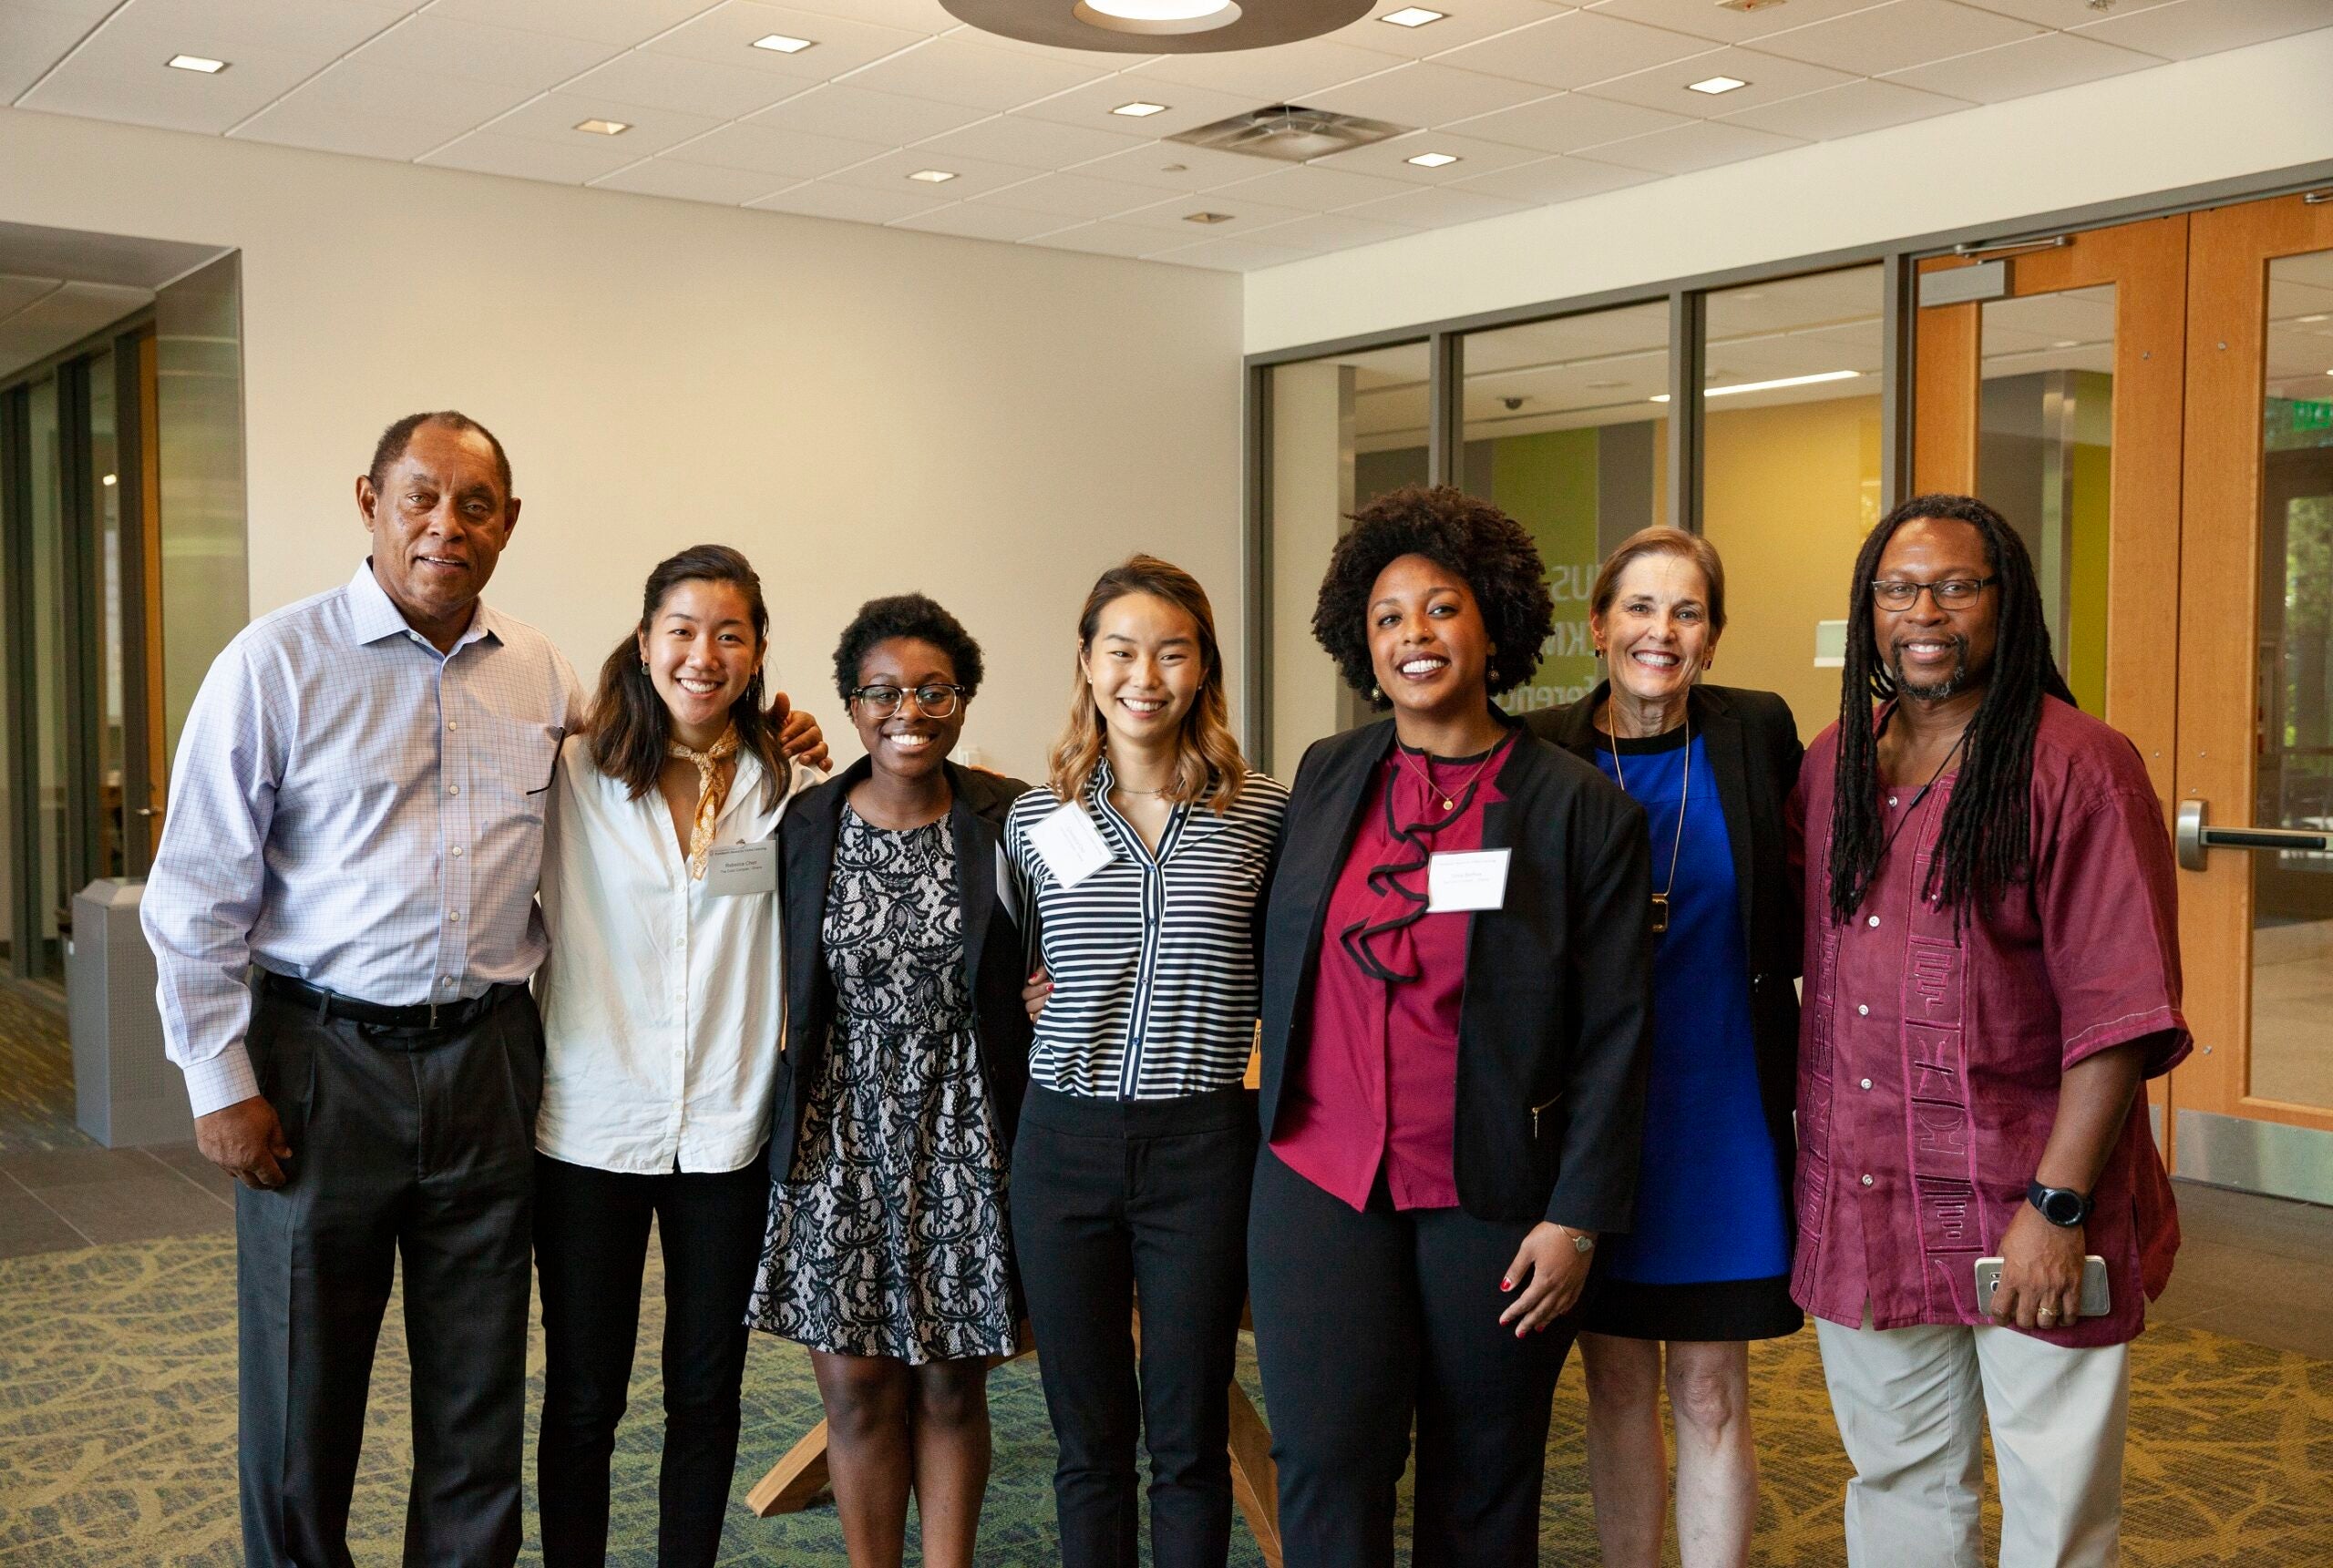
left=2027, top=1180, right=2091, bottom=1228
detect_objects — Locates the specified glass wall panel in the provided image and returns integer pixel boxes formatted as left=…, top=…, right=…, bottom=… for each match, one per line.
left=27, top=376, right=67, bottom=979
left=1699, top=266, right=1887, bottom=742
left=89, top=346, right=128, bottom=881
left=156, top=253, right=249, bottom=767
left=2250, top=249, right=2333, bottom=1111
left=1458, top=302, right=1670, bottom=718
left=1262, top=340, right=1432, bottom=773
left=0, top=395, right=14, bottom=969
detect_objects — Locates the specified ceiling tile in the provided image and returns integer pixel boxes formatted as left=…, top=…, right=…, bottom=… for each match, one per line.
left=590, top=158, right=793, bottom=202
left=1144, top=234, right=1313, bottom=271
left=836, top=35, right=1110, bottom=110
left=1583, top=0, right=1896, bottom=44
left=1445, top=150, right=1660, bottom=202
left=2072, top=0, right=2333, bottom=59
left=889, top=202, right=1071, bottom=241
left=1012, top=76, right=1264, bottom=138
left=1108, top=191, right=1318, bottom=231
left=1578, top=44, right=1858, bottom=116
left=941, top=24, right=1156, bottom=69
left=423, top=0, right=708, bottom=48
left=1953, top=0, right=2176, bottom=26
left=746, top=83, right=990, bottom=142
left=1304, top=61, right=1550, bottom=126
left=1333, top=0, right=1582, bottom=60
left=241, top=57, right=530, bottom=128
left=1588, top=116, right=1803, bottom=172
left=343, top=12, right=622, bottom=89
left=795, top=0, right=959, bottom=30
left=1311, top=128, right=1550, bottom=179
left=662, top=120, right=891, bottom=178
left=1432, top=9, right=1713, bottom=89
left=1245, top=210, right=1420, bottom=251
left=0, top=7, right=98, bottom=100
left=907, top=112, right=1145, bottom=169
left=1444, top=89, right=1690, bottom=153
left=1125, top=36, right=1406, bottom=101
left=644, top=1, right=928, bottom=79
left=1718, top=75, right=1966, bottom=138
left=113, top=0, right=411, bottom=56
left=560, top=49, right=811, bottom=118
left=1338, top=181, right=1532, bottom=226
left=1886, top=28, right=2162, bottom=101
left=822, top=147, right=1047, bottom=199
left=1031, top=220, right=1177, bottom=258
left=747, top=179, right=957, bottom=220
left=0, top=275, right=63, bottom=317
left=966, top=169, right=1168, bottom=217
left=230, top=95, right=484, bottom=161
left=1068, top=141, right=1289, bottom=190
left=1753, top=0, right=2044, bottom=76
left=1208, top=161, right=1424, bottom=211
left=421, top=128, right=644, bottom=182
left=484, top=92, right=724, bottom=157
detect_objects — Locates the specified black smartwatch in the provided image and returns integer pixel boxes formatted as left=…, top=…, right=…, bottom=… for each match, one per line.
left=2027, top=1180, right=2091, bottom=1228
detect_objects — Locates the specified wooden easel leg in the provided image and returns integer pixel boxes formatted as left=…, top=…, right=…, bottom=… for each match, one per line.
left=746, top=1419, right=834, bottom=1517
left=1227, top=1381, right=1282, bottom=1568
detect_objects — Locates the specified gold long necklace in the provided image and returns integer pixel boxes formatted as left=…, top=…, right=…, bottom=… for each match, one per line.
left=1393, top=736, right=1505, bottom=813
left=1606, top=707, right=1690, bottom=936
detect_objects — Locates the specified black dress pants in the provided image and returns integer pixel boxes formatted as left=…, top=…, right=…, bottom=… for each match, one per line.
left=532, top=1152, right=770, bottom=1568
left=1009, top=1084, right=1258, bottom=1568
left=1248, top=1147, right=1576, bottom=1568
left=236, top=984, right=540, bottom=1568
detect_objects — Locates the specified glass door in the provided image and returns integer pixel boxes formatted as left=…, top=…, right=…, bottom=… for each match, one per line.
left=2172, top=190, right=2333, bottom=1198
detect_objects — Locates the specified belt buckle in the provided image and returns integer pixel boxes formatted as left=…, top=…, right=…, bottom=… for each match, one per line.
left=428, top=998, right=439, bottom=1030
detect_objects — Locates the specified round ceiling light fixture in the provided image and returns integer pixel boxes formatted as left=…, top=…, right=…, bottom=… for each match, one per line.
left=944, top=0, right=1372, bottom=53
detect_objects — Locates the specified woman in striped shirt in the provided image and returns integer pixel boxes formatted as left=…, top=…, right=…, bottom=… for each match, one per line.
left=1004, top=555, right=1287, bottom=1568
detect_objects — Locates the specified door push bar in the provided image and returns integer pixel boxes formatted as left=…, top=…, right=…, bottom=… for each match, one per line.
left=2175, top=798, right=2333, bottom=871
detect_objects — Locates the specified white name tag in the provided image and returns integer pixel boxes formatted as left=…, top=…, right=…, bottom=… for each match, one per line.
left=1028, top=801, right=1115, bottom=890
left=1427, top=848, right=1510, bottom=914
left=704, top=840, right=777, bottom=897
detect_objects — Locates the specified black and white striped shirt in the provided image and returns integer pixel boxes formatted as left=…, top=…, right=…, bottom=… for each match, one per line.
left=1003, top=760, right=1288, bottom=1099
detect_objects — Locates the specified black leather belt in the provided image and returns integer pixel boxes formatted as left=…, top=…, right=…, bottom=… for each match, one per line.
left=259, top=971, right=524, bottom=1032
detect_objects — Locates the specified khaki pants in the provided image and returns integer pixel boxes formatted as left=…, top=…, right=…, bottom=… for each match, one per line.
left=1814, top=1312, right=2131, bottom=1568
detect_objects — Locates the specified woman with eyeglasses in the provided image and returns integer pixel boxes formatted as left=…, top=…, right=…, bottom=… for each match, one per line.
left=746, top=594, right=1033, bottom=1568
left=1004, top=556, right=1286, bottom=1568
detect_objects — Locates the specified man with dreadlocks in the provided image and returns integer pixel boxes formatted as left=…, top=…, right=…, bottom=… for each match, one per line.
left=1787, top=494, right=2187, bottom=1568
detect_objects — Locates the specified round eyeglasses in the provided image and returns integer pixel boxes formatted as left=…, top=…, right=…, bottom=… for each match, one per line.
left=848, top=682, right=968, bottom=719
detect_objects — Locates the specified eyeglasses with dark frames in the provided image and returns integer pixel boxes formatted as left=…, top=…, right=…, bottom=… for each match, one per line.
left=1869, top=575, right=1998, bottom=610
left=848, top=683, right=969, bottom=718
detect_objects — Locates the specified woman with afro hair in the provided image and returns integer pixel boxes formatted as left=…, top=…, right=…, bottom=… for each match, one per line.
left=1249, top=484, right=1657, bottom=1565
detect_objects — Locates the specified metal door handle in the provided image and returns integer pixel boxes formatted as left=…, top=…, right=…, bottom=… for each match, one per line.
left=2175, top=798, right=2333, bottom=871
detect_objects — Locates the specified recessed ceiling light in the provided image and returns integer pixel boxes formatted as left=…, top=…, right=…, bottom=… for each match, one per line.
left=1113, top=101, right=1171, bottom=118
left=1650, top=369, right=1861, bottom=403
left=1382, top=6, right=1446, bottom=25
left=751, top=32, right=816, bottom=52
left=2052, top=339, right=2079, bottom=348
left=908, top=169, right=958, bottom=183
left=574, top=118, right=630, bottom=135
left=1406, top=150, right=1460, bottom=168
left=2299, top=313, right=2331, bottom=323
left=1585, top=380, right=1624, bottom=390
left=101, top=473, right=117, bottom=487
left=1083, top=0, right=1236, bottom=20
left=1688, top=75, right=1749, bottom=95
left=167, top=54, right=227, bottom=73
left=1185, top=211, right=1235, bottom=223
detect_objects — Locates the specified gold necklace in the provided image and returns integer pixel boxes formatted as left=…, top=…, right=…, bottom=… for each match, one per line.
left=1606, top=710, right=1691, bottom=936
left=1393, top=737, right=1502, bottom=813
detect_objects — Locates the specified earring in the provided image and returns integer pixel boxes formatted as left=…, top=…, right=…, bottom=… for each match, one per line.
left=1370, top=684, right=1382, bottom=703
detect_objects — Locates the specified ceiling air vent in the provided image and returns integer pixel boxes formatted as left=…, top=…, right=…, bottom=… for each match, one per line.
left=1168, top=104, right=1411, bottom=163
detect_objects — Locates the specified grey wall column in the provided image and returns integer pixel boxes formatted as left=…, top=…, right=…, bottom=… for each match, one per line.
left=1242, top=360, right=1272, bottom=768
left=113, top=333, right=155, bottom=875
left=1880, top=249, right=1917, bottom=511
left=1, top=388, right=36, bottom=978
left=1666, top=291, right=1704, bottom=534
left=1426, top=331, right=1464, bottom=490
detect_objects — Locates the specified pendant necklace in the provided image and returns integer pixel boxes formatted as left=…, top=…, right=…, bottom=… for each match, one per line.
left=1393, top=735, right=1504, bottom=813
left=1606, top=705, right=1690, bottom=936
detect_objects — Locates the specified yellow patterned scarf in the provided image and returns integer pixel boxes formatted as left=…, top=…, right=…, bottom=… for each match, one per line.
left=671, top=725, right=740, bottom=879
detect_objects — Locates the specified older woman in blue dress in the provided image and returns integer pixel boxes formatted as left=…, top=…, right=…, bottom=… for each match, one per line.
left=1524, top=528, right=1805, bottom=1568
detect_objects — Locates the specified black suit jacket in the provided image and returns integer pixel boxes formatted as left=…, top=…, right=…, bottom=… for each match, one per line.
left=766, top=759, right=1033, bottom=1181
left=1257, top=719, right=1655, bottom=1232
left=1525, top=682, right=1805, bottom=1231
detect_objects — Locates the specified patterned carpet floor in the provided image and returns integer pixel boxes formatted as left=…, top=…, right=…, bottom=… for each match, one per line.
left=3, top=1229, right=2331, bottom=1565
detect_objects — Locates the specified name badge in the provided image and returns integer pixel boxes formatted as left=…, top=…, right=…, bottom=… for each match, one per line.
left=704, top=840, right=778, bottom=897
left=1427, top=848, right=1510, bottom=914
left=1027, top=801, right=1115, bottom=890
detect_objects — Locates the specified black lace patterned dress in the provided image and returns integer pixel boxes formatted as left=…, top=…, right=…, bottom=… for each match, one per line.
left=746, top=806, right=1016, bottom=1364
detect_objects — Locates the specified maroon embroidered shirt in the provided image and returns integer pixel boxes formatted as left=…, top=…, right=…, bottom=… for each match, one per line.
left=1787, top=697, right=2187, bottom=1348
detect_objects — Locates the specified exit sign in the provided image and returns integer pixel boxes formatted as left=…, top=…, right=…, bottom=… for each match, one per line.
left=2296, top=400, right=2333, bottom=432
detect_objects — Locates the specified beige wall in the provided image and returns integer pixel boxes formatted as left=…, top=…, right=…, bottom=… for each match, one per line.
left=1701, top=393, right=1882, bottom=743
left=0, top=107, right=1244, bottom=781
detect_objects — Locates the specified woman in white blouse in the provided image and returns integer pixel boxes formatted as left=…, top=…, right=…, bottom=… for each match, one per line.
left=532, top=544, right=824, bottom=1568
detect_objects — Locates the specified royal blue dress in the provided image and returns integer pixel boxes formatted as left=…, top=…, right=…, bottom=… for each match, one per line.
left=1583, top=725, right=1797, bottom=1341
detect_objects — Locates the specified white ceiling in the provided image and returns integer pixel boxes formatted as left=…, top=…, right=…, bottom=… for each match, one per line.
left=0, top=219, right=225, bottom=377
left=7, top=0, right=2329, bottom=272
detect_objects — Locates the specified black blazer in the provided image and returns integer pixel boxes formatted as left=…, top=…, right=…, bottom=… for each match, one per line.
left=1257, top=720, right=1655, bottom=1232
left=1525, top=682, right=1805, bottom=1229
left=767, top=759, right=1034, bottom=1181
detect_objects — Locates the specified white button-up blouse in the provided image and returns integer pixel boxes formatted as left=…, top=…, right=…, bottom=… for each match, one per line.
left=535, top=733, right=818, bottom=1174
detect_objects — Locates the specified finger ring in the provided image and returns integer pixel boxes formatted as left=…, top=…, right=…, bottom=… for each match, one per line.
left=2037, top=1307, right=2058, bottom=1320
